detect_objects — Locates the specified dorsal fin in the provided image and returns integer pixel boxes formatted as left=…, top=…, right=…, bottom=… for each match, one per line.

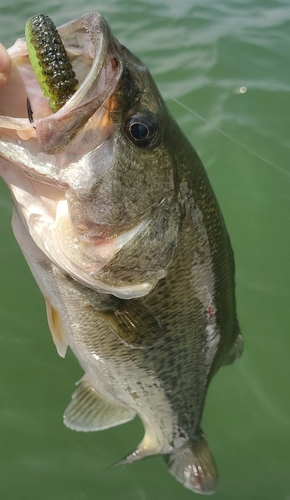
left=64, top=379, right=136, bottom=432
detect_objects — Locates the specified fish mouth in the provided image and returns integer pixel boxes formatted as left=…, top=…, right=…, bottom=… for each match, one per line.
left=0, top=14, right=161, bottom=299
left=0, top=13, right=122, bottom=162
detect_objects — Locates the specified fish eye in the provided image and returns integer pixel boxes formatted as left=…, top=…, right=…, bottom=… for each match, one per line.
left=126, top=113, right=159, bottom=147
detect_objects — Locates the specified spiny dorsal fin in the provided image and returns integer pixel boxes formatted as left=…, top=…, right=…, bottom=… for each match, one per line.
left=99, top=299, right=164, bottom=349
left=63, top=379, right=136, bottom=432
left=167, top=433, right=218, bottom=494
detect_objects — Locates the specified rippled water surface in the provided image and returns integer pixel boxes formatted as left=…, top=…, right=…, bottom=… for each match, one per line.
left=0, top=1, right=290, bottom=499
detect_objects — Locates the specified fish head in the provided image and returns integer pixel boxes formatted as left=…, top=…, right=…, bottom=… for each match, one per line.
left=0, top=13, right=181, bottom=298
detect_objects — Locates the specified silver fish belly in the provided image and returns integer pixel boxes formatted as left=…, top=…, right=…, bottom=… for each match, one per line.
left=0, top=13, right=242, bottom=494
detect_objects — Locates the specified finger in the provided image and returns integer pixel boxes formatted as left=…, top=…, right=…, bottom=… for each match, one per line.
left=0, top=43, right=11, bottom=88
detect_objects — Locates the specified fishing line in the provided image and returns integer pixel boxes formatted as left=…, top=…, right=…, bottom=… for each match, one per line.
left=146, top=6, right=290, bottom=179
left=173, top=97, right=290, bottom=179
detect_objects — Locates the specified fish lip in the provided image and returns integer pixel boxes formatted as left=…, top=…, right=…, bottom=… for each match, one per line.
left=0, top=13, right=123, bottom=159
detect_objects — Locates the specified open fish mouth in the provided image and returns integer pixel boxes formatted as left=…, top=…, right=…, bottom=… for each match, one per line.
left=0, top=14, right=166, bottom=299
left=0, top=13, right=122, bottom=160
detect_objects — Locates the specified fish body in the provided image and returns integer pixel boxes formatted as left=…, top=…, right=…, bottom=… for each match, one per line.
left=0, top=13, right=242, bottom=494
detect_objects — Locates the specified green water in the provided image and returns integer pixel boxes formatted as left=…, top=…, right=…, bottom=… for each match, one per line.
left=0, top=1, right=290, bottom=499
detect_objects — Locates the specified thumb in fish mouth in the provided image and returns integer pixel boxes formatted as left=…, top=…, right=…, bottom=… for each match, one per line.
left=0, top=43, right=10, bottom=88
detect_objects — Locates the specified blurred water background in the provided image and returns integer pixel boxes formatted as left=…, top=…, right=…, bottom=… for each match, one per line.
left=0, top=0, right=290, bottom=499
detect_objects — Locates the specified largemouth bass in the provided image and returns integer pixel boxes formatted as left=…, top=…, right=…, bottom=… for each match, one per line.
left=0, top=13, right=242, bottom=494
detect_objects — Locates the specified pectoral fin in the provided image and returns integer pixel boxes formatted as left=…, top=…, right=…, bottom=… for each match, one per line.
left=166, top=433, right=218, bottom=494
left=45, top=300, right=68, bottom=358
left=64, top=379, right=136, bottom=432
left=99, top=299, right=163, bottom=349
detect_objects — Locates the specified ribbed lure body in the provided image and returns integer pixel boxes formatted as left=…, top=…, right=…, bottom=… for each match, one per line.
left=25, top=14, right=78, bottom=112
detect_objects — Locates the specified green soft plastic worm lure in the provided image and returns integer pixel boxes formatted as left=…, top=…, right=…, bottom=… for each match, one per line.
left=25, top=14, right=79, bottom=112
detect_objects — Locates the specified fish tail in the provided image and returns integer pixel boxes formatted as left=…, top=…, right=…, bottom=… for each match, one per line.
left=166, top=433, right=218, bottom=494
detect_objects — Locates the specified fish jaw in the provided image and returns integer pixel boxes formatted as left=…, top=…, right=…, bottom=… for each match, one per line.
left=0, top=14, right=159, bottom=298
left=0, top=13, right=129, bottom=296
left=0, top=13, right=122, bottom=188
left=0, top=13, right=122, bottom=160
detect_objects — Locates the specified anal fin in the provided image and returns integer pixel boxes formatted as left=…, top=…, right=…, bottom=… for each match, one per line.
left=166, top=433, right=218, bottom=494
left=116, top=428, right=165, bottom=467
left=64, top=379, right=136, bottom=432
